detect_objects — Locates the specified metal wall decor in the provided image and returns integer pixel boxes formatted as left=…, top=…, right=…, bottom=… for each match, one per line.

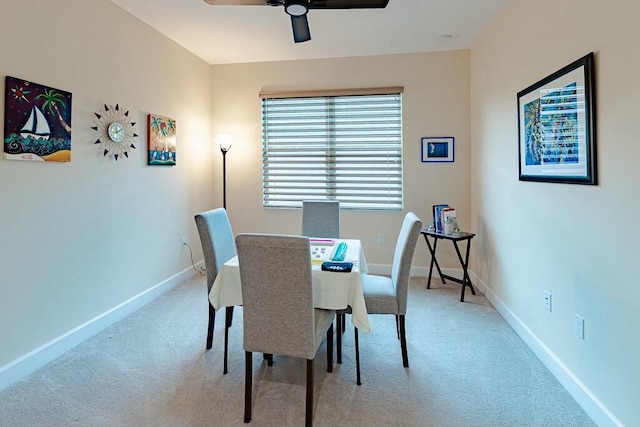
left=92, top=104, right=138, bottom=161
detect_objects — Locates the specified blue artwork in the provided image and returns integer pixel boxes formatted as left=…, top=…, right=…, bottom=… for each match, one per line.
left=428, top=142, right=449, bottom=158
left=524, top=82, right=579, bottom=166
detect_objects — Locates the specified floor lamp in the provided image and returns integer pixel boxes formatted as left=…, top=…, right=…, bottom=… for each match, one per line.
left=216, top=134, right=232, bottom=209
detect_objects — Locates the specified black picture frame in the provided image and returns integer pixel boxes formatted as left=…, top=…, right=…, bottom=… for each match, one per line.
left=421, top=137, right=454, bottom=163
left=517, top=52, right=597, bottom=185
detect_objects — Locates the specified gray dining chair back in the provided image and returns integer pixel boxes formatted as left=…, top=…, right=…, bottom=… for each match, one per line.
left=389, top=211, right=423, bottom=315
left=302, top=200, right=340, bottom=238
left=348, top=212, right=422, bottom=377
left=194, top=207, right=236, bottom=373
left=236, top=233, right=335, bottom=427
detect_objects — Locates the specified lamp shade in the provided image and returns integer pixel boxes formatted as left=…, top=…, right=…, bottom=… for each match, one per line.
left=216, top=134, right=232, bottom=152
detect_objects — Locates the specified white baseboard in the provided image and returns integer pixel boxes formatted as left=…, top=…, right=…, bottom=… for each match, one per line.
left=0, top=263, right=202, bottom=392
left=376, top=263, right=619, bottom=426
left=474, top=273, right=621, bottom=427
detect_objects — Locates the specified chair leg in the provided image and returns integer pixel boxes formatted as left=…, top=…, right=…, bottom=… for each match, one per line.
left=306, top=359, right=314, bottom=427
left=244, top=351, right=252, bottom=423
left=395, top=315, right=400, bottom=340
left=224, top=307, right=233, bottom=374
left=354, top=327, right=361, bottom=386
left=206, top=303, right=215, bottom=350
left=327, top=323, right=333, bottom=373
left=336, top=315, right=342, bottom=364
left=341, top=313, right=346, bottom=333
left=262, top=353, right=273, bottom=366
left=399, top=315, right=409, bottom=368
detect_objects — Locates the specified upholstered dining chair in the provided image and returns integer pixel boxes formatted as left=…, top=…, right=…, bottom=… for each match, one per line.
left=301, top=199, right=352, bottom=365
left=236, top=233, right=335, bottom=427
left=194, top=207, right=236, bottom=374
left=346, top=212, right=422, bottom=381
left=302, top=200, right=340, bottom=239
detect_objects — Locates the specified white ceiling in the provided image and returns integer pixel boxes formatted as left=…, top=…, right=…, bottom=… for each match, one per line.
left=109, top=0, right=508, bottom=65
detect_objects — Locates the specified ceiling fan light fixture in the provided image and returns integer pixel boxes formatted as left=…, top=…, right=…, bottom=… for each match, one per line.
left=285, top=1, right=308, bottom=16
left=290, top=14, right=311, bottom=42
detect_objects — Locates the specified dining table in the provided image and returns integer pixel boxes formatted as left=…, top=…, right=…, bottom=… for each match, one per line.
left=208, top=238, right=371, bottom=334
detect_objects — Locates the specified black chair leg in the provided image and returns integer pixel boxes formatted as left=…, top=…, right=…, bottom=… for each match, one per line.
left=263, top=353, right=273, bottom=366
left=228, top=305, right=234, bottom=326
left=224, top=307, right=233, bottom=374
left=206, top=303, right=215, bottom=350
left=306, top=359, right=314, bottom=427
left=395, top=315, right=400, bottom=340
left=244, top=352, right=252, bottom=423
left=341, top=313, right=346, bottom=333
left=327, top=323, right=333, bottom=373
left=354, top=327, right=361, bottom=386
left=336, top=315, right=342, bottom=364
left=399, top=315, right=409, bottom=368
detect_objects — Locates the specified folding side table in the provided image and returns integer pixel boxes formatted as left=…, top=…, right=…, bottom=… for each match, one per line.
left=421, top=229, right=476, bottom=302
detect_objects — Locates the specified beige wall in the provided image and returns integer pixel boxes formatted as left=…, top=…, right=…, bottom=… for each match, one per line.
left=471, top=1, right=640, bottom=425
left=211, top=51, right=471, bottom=268
left=0, top=0, right=214, bottom=368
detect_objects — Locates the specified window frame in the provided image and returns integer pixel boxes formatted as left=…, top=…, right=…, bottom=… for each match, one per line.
left=260, top=87, right=404, bottom=211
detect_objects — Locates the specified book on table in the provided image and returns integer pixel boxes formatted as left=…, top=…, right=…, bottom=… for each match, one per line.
left=441, top=208, right=457, bottom=234
left=432, top=203, right=449, bottom=233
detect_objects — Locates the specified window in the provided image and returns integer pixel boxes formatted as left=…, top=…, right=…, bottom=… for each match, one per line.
left=260, top=88, right=403, bottom=210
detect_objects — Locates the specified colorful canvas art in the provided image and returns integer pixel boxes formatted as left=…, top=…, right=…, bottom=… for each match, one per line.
left=4, top=76, right=72, bottom=162
left=147, top=114, right=176, bottom=166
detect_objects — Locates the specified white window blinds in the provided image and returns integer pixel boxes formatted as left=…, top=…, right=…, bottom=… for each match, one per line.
left=261, top=89, right=403, bottom=210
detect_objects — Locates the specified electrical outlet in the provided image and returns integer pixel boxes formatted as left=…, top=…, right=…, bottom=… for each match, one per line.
left=544, top=291, right=552, bottom=312
left=181, top=236, right=187, bottom=247
left=378, top=233, right=385, bottom=244
left=575, top=314, right=584, bottom=339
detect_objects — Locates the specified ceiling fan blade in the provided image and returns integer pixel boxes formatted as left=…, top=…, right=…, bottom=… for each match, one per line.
left=307, top=0, right=389, bottom=9
left=290, top=14, right=311, bottom=43
left=203, top=0, right=267, bottom=5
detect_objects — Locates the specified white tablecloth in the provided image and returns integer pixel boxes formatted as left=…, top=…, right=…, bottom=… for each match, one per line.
left=208, top=239, right=370, bottom=334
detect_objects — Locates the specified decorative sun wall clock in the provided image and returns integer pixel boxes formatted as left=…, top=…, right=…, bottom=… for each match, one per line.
left=92, top=104, right=138, bottom=161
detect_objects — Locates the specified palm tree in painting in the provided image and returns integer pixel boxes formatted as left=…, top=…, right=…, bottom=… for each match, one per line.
left=150, top=116, right=176, bottom=137
left=36, top=89, right=71, bottom=134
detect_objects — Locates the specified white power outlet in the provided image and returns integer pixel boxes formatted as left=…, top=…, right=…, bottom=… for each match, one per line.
left=543, top=291, right=552, bottom=312
left=181, top=236, right=187, bottom=247
left=575, top=314, right=584, bottom=339
left=378, top=233, right=385, bottom=244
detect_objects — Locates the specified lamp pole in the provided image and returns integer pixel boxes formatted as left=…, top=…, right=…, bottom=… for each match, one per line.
left=220, top=146, right=229, bottom=209
left=216, top=134, right=232, bottom=210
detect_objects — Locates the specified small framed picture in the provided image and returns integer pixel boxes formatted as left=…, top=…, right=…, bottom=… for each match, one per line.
left=421, top=137, right=454, bottom=163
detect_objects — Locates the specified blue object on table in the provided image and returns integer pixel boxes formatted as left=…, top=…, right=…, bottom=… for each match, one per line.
left=321, top=261, right=353, bottom=272
left=331, top=242, right=348, bottom=261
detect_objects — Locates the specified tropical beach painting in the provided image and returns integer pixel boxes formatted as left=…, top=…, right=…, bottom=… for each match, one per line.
left=3, top=76, right=72, bottom=162
left=147, top=113, right=176, bottom=166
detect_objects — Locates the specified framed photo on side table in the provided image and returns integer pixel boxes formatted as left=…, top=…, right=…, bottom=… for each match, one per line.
left=421, top=137, right=454, bottom=163
left=517, top=52, right=596, bottom=185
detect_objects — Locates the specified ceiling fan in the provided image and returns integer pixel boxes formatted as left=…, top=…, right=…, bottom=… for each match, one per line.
left=203, top=0, right=390, bottom=43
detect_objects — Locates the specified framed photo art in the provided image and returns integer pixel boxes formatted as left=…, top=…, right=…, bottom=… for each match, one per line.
left=421, top=137, right=454, bottom=163
left=517, top=52, right=597, bottom=185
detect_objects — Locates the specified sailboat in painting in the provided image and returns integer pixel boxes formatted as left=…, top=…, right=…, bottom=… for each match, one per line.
left=4, top=76, right=72, bottom=162
left=20, top=106, right=51, bottom=140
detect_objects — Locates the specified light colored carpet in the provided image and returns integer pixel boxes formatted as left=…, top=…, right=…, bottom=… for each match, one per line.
left=0, top=275, right=595, bottom=427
